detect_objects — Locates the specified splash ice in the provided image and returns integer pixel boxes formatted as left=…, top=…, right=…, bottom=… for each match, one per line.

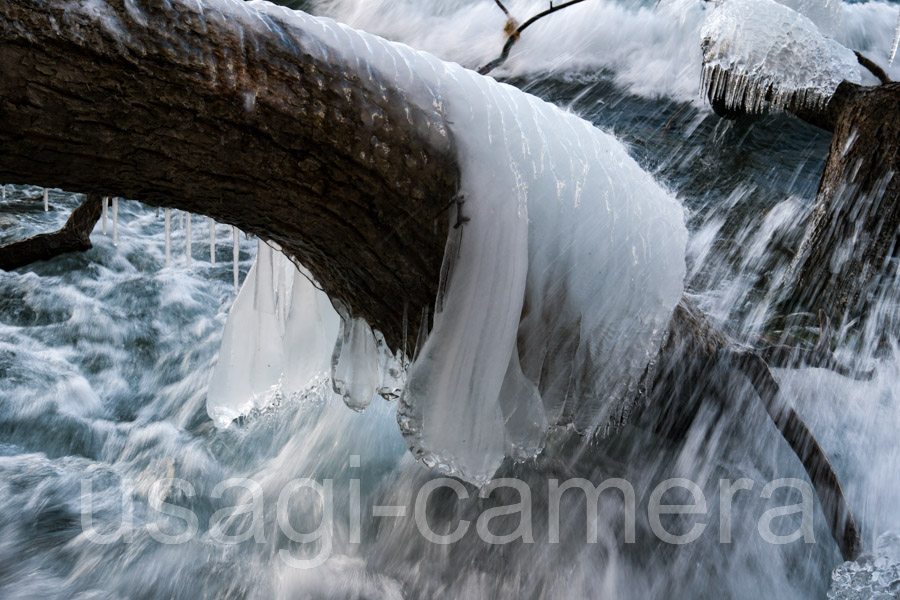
left=701, top=0, right=861, bottom=114
left=828, top=532, right=900, bottom=598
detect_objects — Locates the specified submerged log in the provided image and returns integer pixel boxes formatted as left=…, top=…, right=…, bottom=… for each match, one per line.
left=0, top=194, right=103, bottom=271
left=0, top=0, right=458, bottom=352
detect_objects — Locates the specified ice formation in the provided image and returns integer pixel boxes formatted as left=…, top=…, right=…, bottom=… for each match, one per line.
left=102, top=196, right=108, bottom=235
left=828, top=532, right=900, bottom=598
left=206, top=240, right=341, bottom=425
left=164, top=208, right=171, bottom=266
left=43, top=188, right=48, bottom=211
left=1, top=184, right=5, bottom=201
left=331, top=317, right=381, bottom=412
left=773, top=0, right=842, bottom=37
left=701, top=0, right=861, bottom=114
left=201, top=1, right=686, bottom=484
left=112, top=197, right=118, bottom=246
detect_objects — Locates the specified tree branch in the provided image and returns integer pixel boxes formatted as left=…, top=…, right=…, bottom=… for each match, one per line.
left=855, top=51, right=891, bottom=85
left=478, top=0, right=589, bottom=75
left=0, top=194, right=102, bottom=271
left=730, top=349, right=863, bottom=561
left=0, top=0, right=459, bottom=352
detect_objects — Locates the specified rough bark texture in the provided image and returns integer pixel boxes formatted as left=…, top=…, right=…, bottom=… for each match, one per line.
left=781, top=82, right=900, bottom=325
left=0, top=0, right=458, bottom=351
left=0, top=194, right=103, bottom=271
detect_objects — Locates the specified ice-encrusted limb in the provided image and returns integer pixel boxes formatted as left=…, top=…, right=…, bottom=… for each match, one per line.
left=700, top=0, right=861, bottom=115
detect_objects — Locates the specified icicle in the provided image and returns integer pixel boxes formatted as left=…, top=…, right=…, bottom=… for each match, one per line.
left=1, top=185, right=6, bottom=201
left=891, top=9, right=900, bottom=66
left=43, top=189, right=49, bottom=211
left=185, top=213, right=192, bottom=267
left=179, top=211, right=184, bottom=230
left=209, top=218, right=216, bottom=265
left=331, top=317, right=381, bottom=412
left=112, top=197, right=118, bottom=246
left=233, top=226, right=240, bottom=293
left=102, top=197, right=108, bottom=235
left=164, top=208, right=171, bottom=267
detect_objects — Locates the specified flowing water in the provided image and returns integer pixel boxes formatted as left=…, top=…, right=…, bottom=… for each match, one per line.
left=2, top=0, right=900, bottom=598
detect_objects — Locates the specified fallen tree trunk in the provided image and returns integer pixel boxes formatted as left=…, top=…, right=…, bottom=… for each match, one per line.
left=0, top=0, right=865, bottom=562
left=0, top=194, right=103, bottom=271
left=0, top=0, right=458, bottom=352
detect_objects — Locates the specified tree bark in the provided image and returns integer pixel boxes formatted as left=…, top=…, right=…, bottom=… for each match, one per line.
left=779, top=82, right=900, bottom=326
left=0, top=0, right=458, bottom=352
left=0, top=194, right=103, bottom=271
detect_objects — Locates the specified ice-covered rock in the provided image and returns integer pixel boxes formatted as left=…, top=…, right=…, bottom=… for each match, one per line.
left=701, top=0, right=861, bottom=114
left=774, top=0, right=842, bottom=38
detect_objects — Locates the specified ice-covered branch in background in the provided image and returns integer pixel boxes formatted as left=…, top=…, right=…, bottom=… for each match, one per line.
left=701, top=0, right=861, bottom=114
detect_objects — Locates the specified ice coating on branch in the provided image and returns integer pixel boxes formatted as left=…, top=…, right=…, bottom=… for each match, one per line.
left=331, top=317, right=381, bottom=412
left=191, top=0, right=687, bottom=483
left=773, top=0, right=842, bottom=37
left=206, top=240, right=340, bottom=426
left=701, top=0, right=861, bottom=114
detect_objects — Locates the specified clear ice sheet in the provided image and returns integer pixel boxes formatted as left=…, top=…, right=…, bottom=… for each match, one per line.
left=206, top=240, right=340, bottom=426
left=701, top=0, right=861, bottom=114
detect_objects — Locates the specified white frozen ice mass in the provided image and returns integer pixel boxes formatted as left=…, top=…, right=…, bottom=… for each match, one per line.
left=701, top=0, right=861, bottom=114
left=201, top=0, right=686, bottom=484
left=207, top=240, right=341, bottom=426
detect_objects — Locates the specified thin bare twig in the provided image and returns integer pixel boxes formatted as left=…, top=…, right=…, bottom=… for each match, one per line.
left=478, top=0, right=590, bottom=75
left=855, top=51, right=891, bottom=85
left=492, top=0, right=511, bottom=17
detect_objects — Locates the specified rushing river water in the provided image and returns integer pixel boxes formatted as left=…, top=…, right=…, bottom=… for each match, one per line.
left=2, top=0, right=900, bottom=598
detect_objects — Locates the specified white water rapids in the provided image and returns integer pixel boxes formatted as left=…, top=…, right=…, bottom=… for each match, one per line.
left=1, top=0, right=900, bottom=598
